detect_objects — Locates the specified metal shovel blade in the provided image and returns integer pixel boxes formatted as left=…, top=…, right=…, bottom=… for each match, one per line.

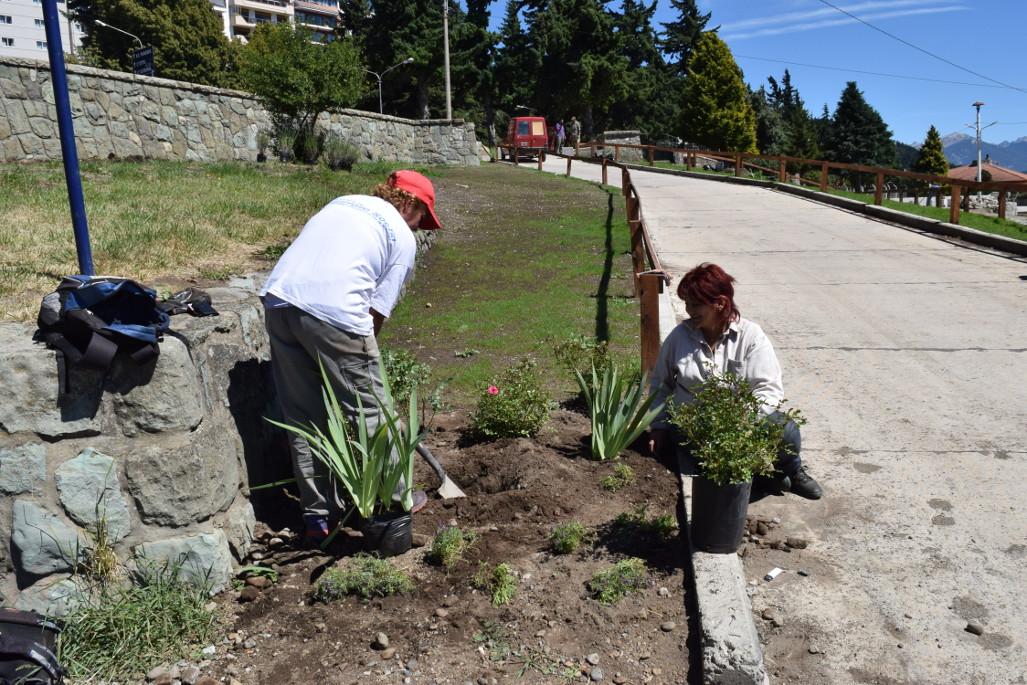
left=415, top=443, right=466, bottom=499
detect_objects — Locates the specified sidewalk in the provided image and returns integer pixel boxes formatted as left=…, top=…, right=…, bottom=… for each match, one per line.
left=531, top=157, right=1027, bottom=684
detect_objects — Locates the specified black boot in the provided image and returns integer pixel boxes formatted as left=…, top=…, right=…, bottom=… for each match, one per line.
left=787, top=465, right=823, bottom=500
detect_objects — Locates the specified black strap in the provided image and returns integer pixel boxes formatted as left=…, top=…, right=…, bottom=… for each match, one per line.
left=0, top=633, right=62, bottom=683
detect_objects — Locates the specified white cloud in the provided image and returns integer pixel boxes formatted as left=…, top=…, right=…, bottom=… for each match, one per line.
left=721, top=5, right=968, bottom=41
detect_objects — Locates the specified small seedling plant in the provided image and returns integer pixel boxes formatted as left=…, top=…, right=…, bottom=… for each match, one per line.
left=601, top=462, right=636, bottom=491
left=613, top=504, right=677, bottom=540
left=667, top=372, right=805, bottom=486
left=429, top=526, right=476, bottom=569
left=574, top=363, right=664, bottom=461
left=311, top=553, right=414, bottom=602
left=587, top=558, right=648, bottom=604
left=550, top=521, right=589, bottom=554
left=473, top=562, right=518, bottom=606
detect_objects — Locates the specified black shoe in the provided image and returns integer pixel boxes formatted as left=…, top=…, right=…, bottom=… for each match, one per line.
left=788, top=465, right=823, bottom=500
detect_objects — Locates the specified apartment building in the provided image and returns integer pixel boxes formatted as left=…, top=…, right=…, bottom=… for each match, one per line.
left=0, top=0, right=81, bottom=59
left=221, top=0, right=339, bottom=43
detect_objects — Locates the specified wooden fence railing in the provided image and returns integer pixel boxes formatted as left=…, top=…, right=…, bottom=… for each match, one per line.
left=572, top=142, right=1027, bottom=226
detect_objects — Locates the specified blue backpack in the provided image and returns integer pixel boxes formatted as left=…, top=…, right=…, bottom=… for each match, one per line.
left=36, top=275, right=171, bottom=371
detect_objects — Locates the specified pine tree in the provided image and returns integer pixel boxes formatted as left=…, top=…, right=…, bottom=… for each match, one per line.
left=679, top=32, right=756, bottom=152
left=825, top=81, right=896, bottom=167
left=67, top=0, right=237, bottom=87
left=660, top=0, right=713, bottom=77
left=914, top=125, right=949, bottom=176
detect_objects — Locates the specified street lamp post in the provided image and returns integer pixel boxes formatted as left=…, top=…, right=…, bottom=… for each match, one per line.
left=365, top=58, right=414, bottom=115
left=443, top=0, right=452, bottom=120
left=94, top=18, right=144, bottom=48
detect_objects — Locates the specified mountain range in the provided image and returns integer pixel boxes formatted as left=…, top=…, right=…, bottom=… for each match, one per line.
left=939, top=133, right=1027, bottom=171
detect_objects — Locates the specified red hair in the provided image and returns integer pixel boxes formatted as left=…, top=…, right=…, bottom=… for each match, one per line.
left=677, top=263, right=740, bottom=329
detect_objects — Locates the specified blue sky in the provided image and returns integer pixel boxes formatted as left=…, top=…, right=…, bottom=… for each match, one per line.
left=480, top=0, right=1027, bottom=144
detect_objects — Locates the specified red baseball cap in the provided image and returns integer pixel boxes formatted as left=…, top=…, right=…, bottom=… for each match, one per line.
left=388, top=170, right=442, bottom=230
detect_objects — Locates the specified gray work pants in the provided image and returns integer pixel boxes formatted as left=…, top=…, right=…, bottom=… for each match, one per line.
left=265, top=305, right=391, bottom=520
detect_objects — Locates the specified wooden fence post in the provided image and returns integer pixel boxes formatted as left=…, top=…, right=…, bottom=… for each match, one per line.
left=648, top=146, right=655, bottom=166
left=778, top=158, right=786, bottom=182
left=998, top=190, right=1007, bottom=219
left=602, top=158, right=608, bottom=185
left=622, top=167, right=630, bottom=196
left=686, top=152, right=693, bottom=170
left=512, top=149, right=518, bottom=167
left=537, top=154, right=543, bottom=172
left=638, top=273, right=662, bottom=376
left=627, top=198, right=643, bottom=295
left=614, top=145, right=621, bottom=162
left=735, top=153, right=742, bottom=177
left=565, top=156, right=572, bottom=177
left=874, top=172, right=884, bottom=205
left=949, top=185, right=961, bottom=224
left=820, top=163, right=828, bottom=191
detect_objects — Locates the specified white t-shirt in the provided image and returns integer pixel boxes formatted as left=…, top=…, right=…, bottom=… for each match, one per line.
left=260, top=195, right=417, bottom=336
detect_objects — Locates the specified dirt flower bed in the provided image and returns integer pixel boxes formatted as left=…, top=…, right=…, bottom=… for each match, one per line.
left=208, top=409, right=690, bottom=684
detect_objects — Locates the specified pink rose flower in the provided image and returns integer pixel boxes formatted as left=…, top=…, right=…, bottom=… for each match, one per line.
left=487, top=385, right=499, bottom=395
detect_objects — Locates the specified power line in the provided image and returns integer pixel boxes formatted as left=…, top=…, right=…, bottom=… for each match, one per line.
left=735, top=54, right=1005, bottom=90
left=814, top=0, right=1027, bottom=95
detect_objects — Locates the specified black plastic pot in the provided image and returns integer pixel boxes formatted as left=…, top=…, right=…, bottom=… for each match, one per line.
left=690, top=475, right=752, bottom=554
left=361, top=510, right=412, bottom=557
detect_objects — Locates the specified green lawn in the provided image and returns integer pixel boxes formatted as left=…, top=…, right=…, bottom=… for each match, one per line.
left=381, top=164, right=639, bottom=406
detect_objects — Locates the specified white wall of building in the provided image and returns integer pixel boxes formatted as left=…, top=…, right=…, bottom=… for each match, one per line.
left=0, top=0, right=80, bottom=60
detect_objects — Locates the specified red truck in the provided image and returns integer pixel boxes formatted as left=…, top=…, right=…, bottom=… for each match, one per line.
left=501, top=116, right=548, bottom=162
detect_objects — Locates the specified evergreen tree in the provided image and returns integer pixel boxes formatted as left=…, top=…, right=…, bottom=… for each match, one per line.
left=825, top=81, right=896, bottom=167
left=750, top=86, right=785, bottom=154
left=607, top=0, right=680, bottom=140
left=525, top=0, right=630, bottom=137
left=67, top=0, right=237, bottom=88
left=913, top=125, right=949, bottom=176
left=660, top=0, right=713, bottom=77
left=679, top=32, right=756, bottom=152
left=763, top=70, right=818, bottom=159
left=494, top=0, right=541, bottom=127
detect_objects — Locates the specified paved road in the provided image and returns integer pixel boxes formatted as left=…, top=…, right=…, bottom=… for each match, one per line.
left=535, top=158, right=1027, bottom=684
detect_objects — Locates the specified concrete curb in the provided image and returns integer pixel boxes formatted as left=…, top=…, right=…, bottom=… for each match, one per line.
left=657, top=288, right=769, bottom=685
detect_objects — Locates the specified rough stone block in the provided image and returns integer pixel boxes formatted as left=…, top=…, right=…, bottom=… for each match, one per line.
left=55, top=448, right=132, bottom=542
left=125, top=421, right=239, bottom=527
left=0, top=443, right=47, bottom=495
left=0, top=324, right=105, bottom=437
left=133, top=530, right=233, bottom=594
left=11, top=500, right=87, bottom=577
left=107, top=336, right=204, bottom=434
left=14, top=574, right=90, bottom=618
left=220, top=498, right=256, bottom=561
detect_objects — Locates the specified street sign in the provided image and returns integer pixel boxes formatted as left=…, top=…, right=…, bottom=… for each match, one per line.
left=132, top=46, right=154, bottom=76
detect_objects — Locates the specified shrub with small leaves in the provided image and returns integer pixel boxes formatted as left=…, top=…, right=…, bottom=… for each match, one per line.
left=311, top=553, right=413, bottom=602
left=471, top=359, right=551, bottom=439
left=553, top=334, right=611, bottom=378
left=382, top=348, right=432, bottom=408
left=550, top=521, right=588, bottom=554
left=667, top=372, right=806, bottom=486
left=601, top=462, right=636, bottom=491
left=429, top=526, right=476, bottom=569
left=473, top=562, right=518, bottom=606
left=587, top=558, right=648, bottom=604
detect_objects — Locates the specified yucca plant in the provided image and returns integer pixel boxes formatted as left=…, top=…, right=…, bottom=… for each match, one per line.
left=574, top=363, right=664, bottom=461
left=267, top=361, right=418, bottom=521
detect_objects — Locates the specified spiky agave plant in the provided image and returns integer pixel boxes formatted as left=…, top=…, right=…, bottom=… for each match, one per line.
left=574, top=363, right=664, bottom=461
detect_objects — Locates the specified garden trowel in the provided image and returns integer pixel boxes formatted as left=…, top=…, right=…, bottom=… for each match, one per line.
left=415, top=443, right=466, bottom=499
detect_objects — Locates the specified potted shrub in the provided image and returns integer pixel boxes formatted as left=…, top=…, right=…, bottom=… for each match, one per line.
left=256, top=130, right=270, bottom=163
left=274, top=126, right=297, bottom=163
left=268, top=363, right=419, bottom=556
left=667, top=372, right=804, bottom=553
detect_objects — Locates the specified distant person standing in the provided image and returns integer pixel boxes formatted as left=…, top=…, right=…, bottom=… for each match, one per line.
left=555, top=120, right=566, bottom=150
left=567, top=116, right=581, bottom=151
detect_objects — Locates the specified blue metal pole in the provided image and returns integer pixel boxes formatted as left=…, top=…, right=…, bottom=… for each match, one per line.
left=41, top=0, right=93, bottom=276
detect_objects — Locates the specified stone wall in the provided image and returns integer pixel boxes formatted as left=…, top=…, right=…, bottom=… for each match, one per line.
left=0, top=57, right=479, bottom=166
left=0, top=280, right=280, bottom=616
left=600, top=130, right=644, bottom=162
